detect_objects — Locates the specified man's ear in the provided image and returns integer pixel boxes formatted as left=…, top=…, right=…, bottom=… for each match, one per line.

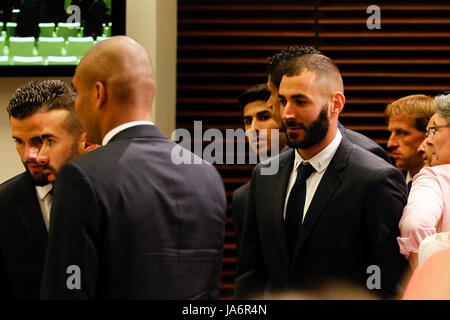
left=329, top=91, right=345, bottom=115
left=81, top=132, right=101, bottom=153
left=94, top=81, right=106, bottom=110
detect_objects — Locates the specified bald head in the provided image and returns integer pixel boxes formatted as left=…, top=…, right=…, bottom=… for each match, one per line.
left=77, top=36, right=155, bottom=108
left=72, top=36, right=156, bottom=144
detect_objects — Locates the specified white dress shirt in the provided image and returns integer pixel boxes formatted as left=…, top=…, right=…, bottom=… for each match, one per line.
left=35, top=184, right=53, bottom=232
left=102, top=121, right=155, bottom=146
left=283, top=130, right=343, bottom=223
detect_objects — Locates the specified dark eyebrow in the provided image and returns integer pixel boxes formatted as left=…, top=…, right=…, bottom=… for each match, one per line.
left=256, top=110, right=271, bottom=116
left=291, top=94, right=309, bottom=100
left=41, top=134, right=56, bottom=140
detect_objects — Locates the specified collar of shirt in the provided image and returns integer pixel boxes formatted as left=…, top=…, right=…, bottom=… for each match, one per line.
left=293, top=129, right=343, bottom=173
left=406, top=171, right=412, bottom=184
left=35, top=184, right=53, bottom=200
left=102, top=121, right=155, bottom=146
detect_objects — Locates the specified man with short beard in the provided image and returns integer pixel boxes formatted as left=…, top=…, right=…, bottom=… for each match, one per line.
left=0, top=80, right=95, bottom=299
left=235, top=51, right=408, bottom=299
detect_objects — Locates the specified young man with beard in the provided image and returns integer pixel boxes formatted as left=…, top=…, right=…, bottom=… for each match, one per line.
left=267, top=46, right=392, bottom=164
left=234, top=52, right=407, bottom=299
left=0, top=80, right=95, bottom=299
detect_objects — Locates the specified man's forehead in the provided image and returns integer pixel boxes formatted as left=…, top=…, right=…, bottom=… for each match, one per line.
left=388, top=114, right=417, bottom=130
left=243, top=100, right=271, bottom=116
left=279, top=71, right=317, bottom=95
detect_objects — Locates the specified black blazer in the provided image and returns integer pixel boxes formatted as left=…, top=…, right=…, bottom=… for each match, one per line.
left=232, top=124, right=392, bottom=257
left=40, top=125, right=227, bottom=300
left=337, top=122, right=392, bottom=164
left=0, top=172, right=48, bottom=299
left=234, top=137, right=407, bottom=299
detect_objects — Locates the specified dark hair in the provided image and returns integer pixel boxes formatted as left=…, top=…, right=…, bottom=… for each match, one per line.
left=267, top=46, right=323, bottom=88
left=237, top=83, right=271, bottom=112
left=279, top=53, right=344, bottom=96
left=8, top=80, right=73, bottom=119
left=7, top=80, right=83, bottom=140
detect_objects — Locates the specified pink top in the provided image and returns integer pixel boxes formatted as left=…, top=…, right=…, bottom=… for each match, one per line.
left=398, top=165, right=450, bottom=258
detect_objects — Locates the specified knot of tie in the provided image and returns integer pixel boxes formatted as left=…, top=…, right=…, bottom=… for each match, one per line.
left=296, top=163, right=315, bottom=184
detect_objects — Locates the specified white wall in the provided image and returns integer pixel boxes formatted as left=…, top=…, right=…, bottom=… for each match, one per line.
left=0, top=0, right=177, bottom=183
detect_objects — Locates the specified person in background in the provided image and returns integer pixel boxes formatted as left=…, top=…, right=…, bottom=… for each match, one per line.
left=398, top=93, right=450, bottom=270
left=385, top=94, right=435, bottom=193
left=0, top=80, right=95, bottom=299
left=232, top=83, right=288, bottom=256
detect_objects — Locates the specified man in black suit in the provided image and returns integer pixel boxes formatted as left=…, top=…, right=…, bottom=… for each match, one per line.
left=0, top=80, right=94, bottom=299
left=40, top=36, right=227, bottom=299
left=233, top=47, right=391, bottom=263
left=232, top=84, right=288, bottom=256
left=234, top=51, right=407, bottom=299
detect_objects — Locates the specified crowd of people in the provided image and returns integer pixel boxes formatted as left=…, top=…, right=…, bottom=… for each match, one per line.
left=0, top=36, right=449, bottom=300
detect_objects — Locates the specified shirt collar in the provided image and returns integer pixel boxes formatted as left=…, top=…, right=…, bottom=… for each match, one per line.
left=294, top=130, right=343, bottom=173
left=102, top=121, right=154, bottom=146
left=35, top=184, right=53, bottom=200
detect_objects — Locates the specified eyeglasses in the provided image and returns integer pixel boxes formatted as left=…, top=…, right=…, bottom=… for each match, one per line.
left=426, top=123, right=450, bottom=137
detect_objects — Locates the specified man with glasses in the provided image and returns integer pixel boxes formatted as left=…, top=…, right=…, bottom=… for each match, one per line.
left=398, top=93, right=450, bottom=270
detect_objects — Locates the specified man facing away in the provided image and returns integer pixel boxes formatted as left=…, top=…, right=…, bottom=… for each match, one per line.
left=235, top=51, right=407, bottom=299
left=0, top=80, right=95, bottom=299
left=385, top=94, right=435, bottom=192
left=40, top=36, right=227, bottom=299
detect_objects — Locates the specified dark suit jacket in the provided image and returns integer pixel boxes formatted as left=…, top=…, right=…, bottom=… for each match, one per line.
left=40, top=125, right=227, bottom=300
left=234, top=136, right=407, bottom=299
left=338, top=122, right=391, bottom=164
left=0, top=172, right=48, bottom=299
left=232, top=124, right=391, bottom=258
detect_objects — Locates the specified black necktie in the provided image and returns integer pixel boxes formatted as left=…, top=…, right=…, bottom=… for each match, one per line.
left=407, top=180, right=412, bottom=195
left=285, top=162, right=315, bottom=255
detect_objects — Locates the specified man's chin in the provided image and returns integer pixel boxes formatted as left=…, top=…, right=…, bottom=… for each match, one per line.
left=30, top=172, right=50, bottom=186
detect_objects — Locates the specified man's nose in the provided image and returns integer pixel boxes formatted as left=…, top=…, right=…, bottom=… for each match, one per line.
left=24, top=145, right=40, bottom=161
left=386, top=133, right=398, bottom=149
left=36, top=144, right=49, bottom=165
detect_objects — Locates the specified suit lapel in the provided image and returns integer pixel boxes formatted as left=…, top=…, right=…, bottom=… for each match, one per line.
left=17, top=173, right=48, bottom=262
left=268, top=149, right=295, bottom=270
left=290, top=138, right=353, bottom=269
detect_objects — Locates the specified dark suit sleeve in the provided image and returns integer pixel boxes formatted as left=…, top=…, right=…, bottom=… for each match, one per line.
left=0, top=254, right=10, bottom=299
left=232, top=184, right=249, bottom=258
left=234, top=168, right=267, bottom=299
left=364, top=166, right=408, bottom=297
left=40, top=162, right=102, bottom=300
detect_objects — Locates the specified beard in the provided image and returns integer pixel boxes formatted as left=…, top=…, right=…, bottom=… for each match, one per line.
left=284, top=105, right=330, bottom=149
left=25, top=138, right=81, bottom=186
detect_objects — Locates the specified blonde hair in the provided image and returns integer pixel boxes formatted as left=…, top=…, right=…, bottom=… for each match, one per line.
left=385, top=94, right=435, bottom=132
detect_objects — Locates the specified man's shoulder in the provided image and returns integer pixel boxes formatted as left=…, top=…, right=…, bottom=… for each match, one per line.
left=342, top=127, right=391, bottom=162
left=0, top=172, right=28, bottom=211
left=233, top=181, right=250, bottom=200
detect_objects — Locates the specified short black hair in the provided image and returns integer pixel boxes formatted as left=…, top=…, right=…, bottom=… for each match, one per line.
left=267, top=46, right=323, bottom=88
left=7, top=80, right=83, bottom=141
left=237, top=83, right=270, bottom=112
left=7, top=80, right=73, bottom=119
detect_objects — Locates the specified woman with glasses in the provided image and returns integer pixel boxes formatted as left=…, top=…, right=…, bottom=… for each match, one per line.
left=397, top=94, right=450, bottom=271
